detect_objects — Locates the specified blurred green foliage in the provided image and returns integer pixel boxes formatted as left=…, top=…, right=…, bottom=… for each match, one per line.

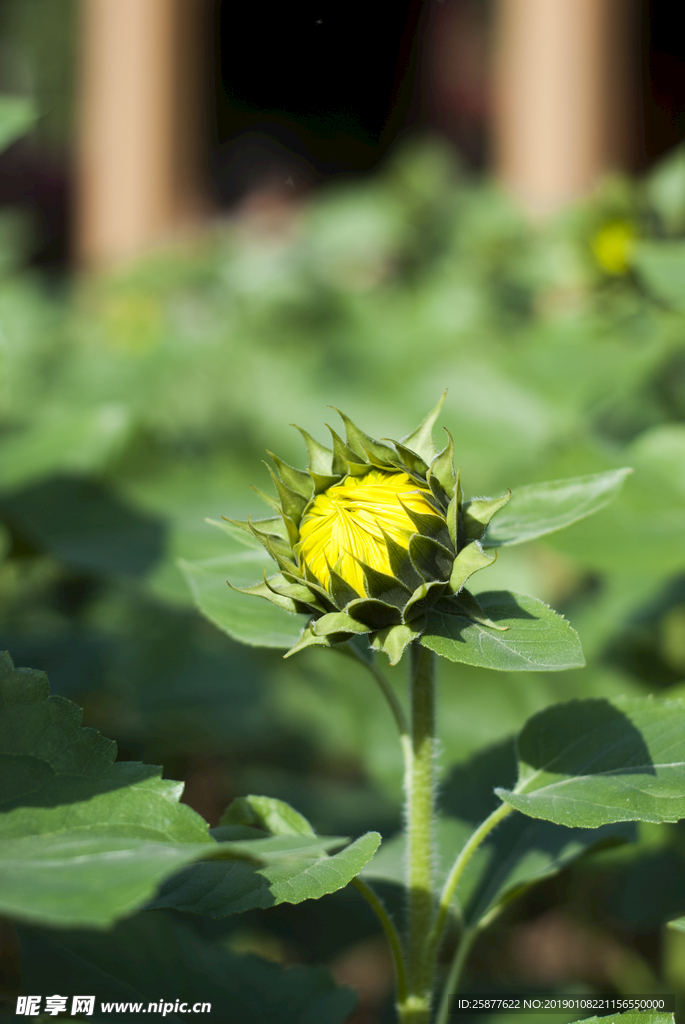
left=3, top=130, right=685, bottom=1018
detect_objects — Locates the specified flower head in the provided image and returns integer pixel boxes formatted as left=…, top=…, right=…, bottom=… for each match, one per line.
left=226, top=396, right=510, bottom=663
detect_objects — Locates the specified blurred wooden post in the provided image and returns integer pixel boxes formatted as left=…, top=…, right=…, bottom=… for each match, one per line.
left=492, top=0, right=633, bottom=216
left=75, top=0, right=206, bottom=269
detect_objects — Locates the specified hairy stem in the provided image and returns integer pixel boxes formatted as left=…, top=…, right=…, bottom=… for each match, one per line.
left=399, top=644, right=437, bottom=1024
left=351, top=877, right=407, bottom=1002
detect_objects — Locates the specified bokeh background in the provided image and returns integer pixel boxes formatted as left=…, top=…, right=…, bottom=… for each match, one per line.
left=2, top=1, right=685, bottom=1021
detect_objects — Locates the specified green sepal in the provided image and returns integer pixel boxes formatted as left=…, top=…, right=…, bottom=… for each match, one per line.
left=446, top=471, right=463, bottom=550
left=312, top=611, right=374, bottom=636
left=357, top=560, right=411, bottom=609
left=370, top=621, right=422, bottom=666
left=403, top=580, right=448, bottom=622
left=428, top=429, right=457, bottom=495
left=280, top=513, right=300, bottom=550
left=251, top=526, right=301, bottom=577
left=386, top=440, right=429, bottom=479
left=397, top=497, right=453, bottom=551
left=291, top=424, right=334, bottom=476
left=463, top=491, right=511, bottom=541
left=345, top=597, right=403, bottom=629
left=363, top=447, right=401, bottom=471
left=400, top=391, right=446, bottom=463
left=283, top=623, right=333, bottom=658
left=281, top=569, right=332, bottom=607
left=326, top=425, right=369, bottom=476
left=309, top=470, right=340, bottom=494
left=248, top=520, right=296, bottom=565
left=222, top=514, right=288, bottom=541
left=328, top=564, right=362, bottom=607
left=229, top=578, right=300, bottom=615
left=250, top=485, right=281, bottom=514
left=449, top=589, right=509, bottom=631
left=263, top=463, right=309, bottom=523
left=408, top=534, right=455, bottom=582
left=332, top=408, right=397, bottom=464
left=267, top=451, right=313, bottom=500
left=448, top=542, right=497, bottom=595
left=382, top=529, right=423, bottom=591
left=263, top=572, right=327, bottom=613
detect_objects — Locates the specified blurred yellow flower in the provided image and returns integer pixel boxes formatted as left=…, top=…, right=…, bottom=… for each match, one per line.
left=591, top=219, right=636, bottom=275
left=296, top=469, right=435, bottom=596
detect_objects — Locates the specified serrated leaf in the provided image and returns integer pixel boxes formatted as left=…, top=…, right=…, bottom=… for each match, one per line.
left=180, top=554, right=308, bottom=648
left=498, top=696, right=685, bottom=827
left=483, top=469, right=632, bottom=547
left=421, top=590, right=584, bottom=671
left=19, top=912, right=357, bottom=1024
left=0, top=653, right=215, bottom=928
left=150, top=831, right=381, bottom=917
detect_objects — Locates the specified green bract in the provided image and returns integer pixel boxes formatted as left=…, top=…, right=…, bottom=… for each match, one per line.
left=226, top=396, right=510, bottom=664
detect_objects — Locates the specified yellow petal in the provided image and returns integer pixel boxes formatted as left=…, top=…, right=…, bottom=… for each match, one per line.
left=296, top=470, right=438, bottom=596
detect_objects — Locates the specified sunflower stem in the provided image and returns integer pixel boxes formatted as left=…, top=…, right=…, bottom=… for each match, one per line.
left=398, top=644, right=437, bottom=1024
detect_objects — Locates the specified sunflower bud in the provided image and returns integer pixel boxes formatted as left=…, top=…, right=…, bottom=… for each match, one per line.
left=226, top=396, right=510, bottom=663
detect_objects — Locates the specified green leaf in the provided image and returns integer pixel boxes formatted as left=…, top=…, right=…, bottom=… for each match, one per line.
left=633, top=239, right=685, bottom=309
left=421, top=590, right=584, bottom=671
left=0, top=404, right=132, bottom=490
left=180, top=554, right=308, bottom=648
left=221, top=795, right=315, bottom=836
left=1, top=476, right=164, bottom=578
left=498, top=696, right=685, bottom=827
left=150, top=830, right=381, bottom=917
left=483, top=469, right=632, bottom=547
left=19, top=912, right=357, bottom=1024
left=364, top=741, right=632, bottom=926
left=364, top=815, right=630, bottom=928
left=0, top=653, right=215, bottom=928
left=0, top=95, right=36, bottom=153
left=570, top=1014, right=672, bottom=1024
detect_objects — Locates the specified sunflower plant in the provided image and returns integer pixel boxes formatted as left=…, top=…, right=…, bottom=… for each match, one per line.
left=179, top=398, right=685, bottom=1024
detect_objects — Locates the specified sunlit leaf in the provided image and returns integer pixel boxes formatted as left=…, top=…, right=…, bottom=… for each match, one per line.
left=484, top=469, right=632, bottom=548
left=498, top=696, right=685, bottom=827
left=421, top=591, right=584, bottom=671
